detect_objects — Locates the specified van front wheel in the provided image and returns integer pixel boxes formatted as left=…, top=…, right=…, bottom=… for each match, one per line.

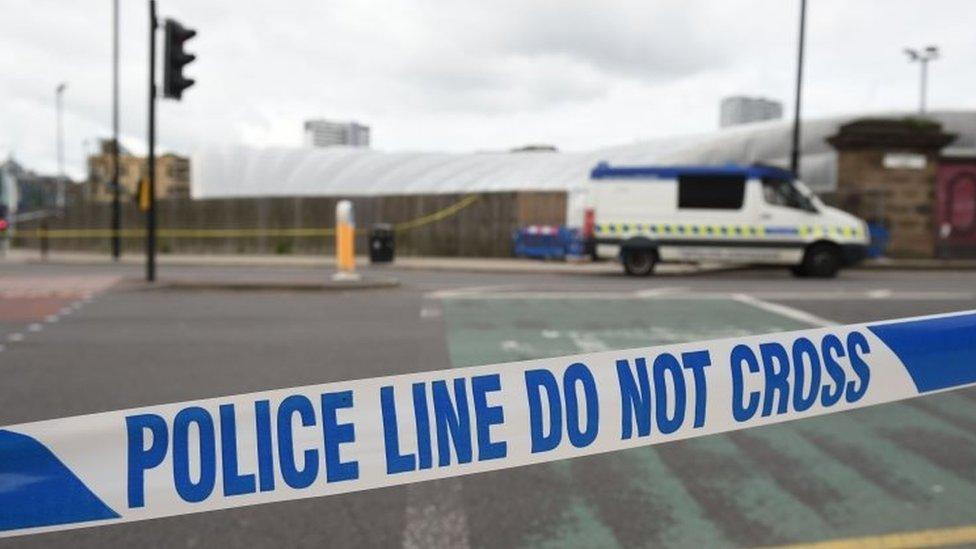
left=796, top=243, right=842, bottom=278
left=623, top=248, right=656, bottom=276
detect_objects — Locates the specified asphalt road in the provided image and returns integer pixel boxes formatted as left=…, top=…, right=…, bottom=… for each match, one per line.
left=1, top=260, right=975, bottom=548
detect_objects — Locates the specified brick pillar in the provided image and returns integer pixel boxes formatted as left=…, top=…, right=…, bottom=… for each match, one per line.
left=827, top=118, right=955, bottom=258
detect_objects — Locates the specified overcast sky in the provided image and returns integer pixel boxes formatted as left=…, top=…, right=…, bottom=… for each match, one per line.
left=3, top=0, right=974, bottom=178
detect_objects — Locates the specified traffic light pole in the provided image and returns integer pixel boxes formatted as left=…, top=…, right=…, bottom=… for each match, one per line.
left=146, top=0, right=157, bottom=282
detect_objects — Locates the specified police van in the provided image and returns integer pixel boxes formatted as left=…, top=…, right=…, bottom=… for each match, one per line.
left=583, top=163, right=869, bottom=277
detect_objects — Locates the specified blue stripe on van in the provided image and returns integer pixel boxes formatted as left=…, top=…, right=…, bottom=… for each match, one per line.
left=764, top=226, right=801, bottom=235
left=590, top=163, right=795, bottom=181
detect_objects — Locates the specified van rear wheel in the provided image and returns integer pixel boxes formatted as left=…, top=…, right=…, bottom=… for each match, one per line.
left=796, top=243, right=842, bottom=278
left=623, top=248, right=656, bottom=276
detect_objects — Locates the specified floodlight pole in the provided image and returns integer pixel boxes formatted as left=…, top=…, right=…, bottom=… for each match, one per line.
left=55, top=83, right=68, bottom=209
left=904, top=46, right=939, bottom=115
left=919, top=58, right=928, bottom=114
left=789, top=0, right=806, bottom=177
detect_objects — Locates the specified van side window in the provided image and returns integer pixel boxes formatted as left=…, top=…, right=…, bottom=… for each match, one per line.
left=762, top=178, right=815, bottom=211
left=677, top=175, right=745, bottom=209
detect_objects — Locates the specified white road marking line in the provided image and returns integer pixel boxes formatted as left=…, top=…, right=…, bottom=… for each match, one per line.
left=428, top=289, right=975, bottom=302
left=402, top=478, right=470, bottom=549
left=433, top=291, right=641, bottom=300
left=569, top=330, right=611, bottom=352
left=736, top=290, right=973, bottom=301
left=424, top=285, right=517, bottom=299
left=59, top=307, right=72, bottom=316
left=45, top=315, right=59, bottom=323
left=541, top=329, right=560, bottom=339
left=500, top=340, right=520, bottom=351
left=0, top=344, right=5, bottom=352
left=27, top=323, right=43, bottom=333
left=420, top=307, right=442, bottom=319
left=731, top=293, right=836, bottom=327
left=634, top=286, right=686, bottom=298
left=7, top=333, right=25, bottom=342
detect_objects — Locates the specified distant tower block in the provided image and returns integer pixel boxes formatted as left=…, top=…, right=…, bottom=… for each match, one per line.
left=720, top=96, right=784, bottom=128
left=304, top=119, right=370, bottom=148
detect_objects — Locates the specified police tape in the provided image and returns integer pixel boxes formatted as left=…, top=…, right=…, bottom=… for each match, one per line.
left=1, top=310, right=975, bottom=537
left=12, top=195, right=482, bottom=240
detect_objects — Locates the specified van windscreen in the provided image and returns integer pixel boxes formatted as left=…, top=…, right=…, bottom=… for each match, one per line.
left=677, top=175, right=746, bottom=209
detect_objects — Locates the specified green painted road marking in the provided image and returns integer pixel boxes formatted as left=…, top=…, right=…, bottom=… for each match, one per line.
left=441, top=297, right=808, bottom=548
left=442, top=298, right=808, bottom=368
left=438, top=297, right=976, bottom=548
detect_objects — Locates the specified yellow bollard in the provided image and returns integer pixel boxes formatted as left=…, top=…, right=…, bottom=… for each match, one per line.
left=333, top=200, right=360, bottom=281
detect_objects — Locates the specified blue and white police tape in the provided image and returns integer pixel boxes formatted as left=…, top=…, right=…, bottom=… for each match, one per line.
left=2, top=310, right=975, bottom=537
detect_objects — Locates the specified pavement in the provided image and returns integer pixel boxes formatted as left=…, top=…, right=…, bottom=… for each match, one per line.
left=1, top=258, right=976, bottom=548
left=4, top=248, right=976, bottom=277
left=0, top=248, right=724, bottom=276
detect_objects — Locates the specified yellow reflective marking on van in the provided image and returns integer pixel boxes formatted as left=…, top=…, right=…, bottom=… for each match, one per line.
left=596, top=222, right=862, bottom=241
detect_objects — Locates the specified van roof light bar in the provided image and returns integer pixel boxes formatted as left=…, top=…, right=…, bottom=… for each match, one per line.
left=590, top=162, right=795, bottom=181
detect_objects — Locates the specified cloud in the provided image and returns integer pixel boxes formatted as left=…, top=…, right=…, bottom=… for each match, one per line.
left=1, top=0, right=975, bottom=179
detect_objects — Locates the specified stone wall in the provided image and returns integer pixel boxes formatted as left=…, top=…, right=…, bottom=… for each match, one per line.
left=827, top=118, right=955, bottom=257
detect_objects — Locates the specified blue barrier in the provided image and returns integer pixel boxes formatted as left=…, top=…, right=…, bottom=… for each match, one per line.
left=867, top=223, right=889, bottom=258
left=513, top=226, right=585, bottom=260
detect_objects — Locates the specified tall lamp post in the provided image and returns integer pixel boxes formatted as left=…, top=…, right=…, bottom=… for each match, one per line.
left=55, top=82, right=68, bottom=209
left=904, top=46, right=939, bottom=115
left=111, top=0, right=121, bottom=260
left=789, top=0, right=806, bottom=177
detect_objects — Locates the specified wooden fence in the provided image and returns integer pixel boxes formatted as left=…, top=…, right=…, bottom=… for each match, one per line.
left=12, top=192, right=567, bottom=257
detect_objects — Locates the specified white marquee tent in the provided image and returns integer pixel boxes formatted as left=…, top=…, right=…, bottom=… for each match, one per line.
left=193, top=111, right=976, bottom=207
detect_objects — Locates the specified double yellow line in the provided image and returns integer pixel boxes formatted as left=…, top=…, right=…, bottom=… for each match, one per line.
left=762, top=523, right=976, bottom=549
left=13, top=195, right=481, bottom=240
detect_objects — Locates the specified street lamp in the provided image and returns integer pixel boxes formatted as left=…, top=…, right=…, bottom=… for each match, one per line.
left=55, top=82, right=68, bottom=209
left=111, top=0, right=121, bottom=260
left=904, top=45, right=939, bottom=115
left=789, top=0, right=807, bottom=176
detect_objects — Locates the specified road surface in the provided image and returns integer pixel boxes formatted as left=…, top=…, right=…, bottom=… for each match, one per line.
left=1, top=261, right=975, bottom=548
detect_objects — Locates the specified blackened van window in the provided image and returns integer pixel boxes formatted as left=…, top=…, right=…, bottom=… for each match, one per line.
left=677, top=175, right=746, bottom=209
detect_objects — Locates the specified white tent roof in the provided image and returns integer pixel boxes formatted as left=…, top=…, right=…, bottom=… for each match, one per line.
left=192, top=110, right=976, bottom=199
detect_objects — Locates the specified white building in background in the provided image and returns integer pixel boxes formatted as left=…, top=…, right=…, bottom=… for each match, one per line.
left=0, top=159, right=17, bottom=217
left=720, top=96, right=783, bottom=128
left=303, top=119, right=370, bottom=148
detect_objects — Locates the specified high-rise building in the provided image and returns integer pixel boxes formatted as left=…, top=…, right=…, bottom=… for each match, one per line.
left=719, top=96, right=783, bottom=128
left=303, top=120, right=370, bottom=148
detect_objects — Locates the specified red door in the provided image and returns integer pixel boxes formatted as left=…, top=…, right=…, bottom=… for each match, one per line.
left=936, top=160, right=976, bottom=258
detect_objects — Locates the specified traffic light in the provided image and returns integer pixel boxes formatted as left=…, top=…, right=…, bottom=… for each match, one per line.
left=162, top=18, right=196, bottom=100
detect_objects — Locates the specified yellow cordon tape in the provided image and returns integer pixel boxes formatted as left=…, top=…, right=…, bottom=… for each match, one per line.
left=13, top=195, right=481, bottom=240
left=391, top=194, right=481, bottom=232
left=0, top=310, right=975, bottom=538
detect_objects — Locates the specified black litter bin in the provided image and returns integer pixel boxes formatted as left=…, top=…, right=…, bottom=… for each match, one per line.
left=369, top=223, right=395, bottom=263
